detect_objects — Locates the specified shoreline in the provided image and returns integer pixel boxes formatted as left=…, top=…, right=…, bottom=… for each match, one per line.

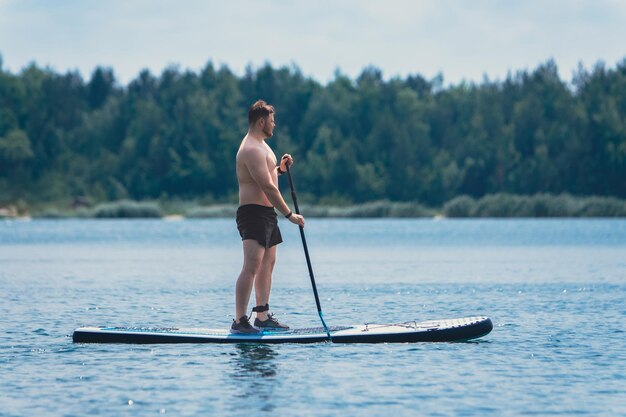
left=3, top=193, right=626, bottom=219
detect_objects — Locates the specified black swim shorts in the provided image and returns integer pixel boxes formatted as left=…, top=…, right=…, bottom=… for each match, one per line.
left=236, top=204, right=283, bottom=248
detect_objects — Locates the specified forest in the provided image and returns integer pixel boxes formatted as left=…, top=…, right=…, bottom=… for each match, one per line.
left=1, top=54, right=625, bottom=215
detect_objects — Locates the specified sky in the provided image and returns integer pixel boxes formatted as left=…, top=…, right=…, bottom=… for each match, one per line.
left=0, top=0, right=625, bottom=86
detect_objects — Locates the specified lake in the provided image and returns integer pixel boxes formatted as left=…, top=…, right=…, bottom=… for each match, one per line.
left=1, top=219, right=625, bottom=416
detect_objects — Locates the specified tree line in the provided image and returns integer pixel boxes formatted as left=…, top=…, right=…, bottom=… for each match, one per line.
left=1, top=54, right=625, bottom=208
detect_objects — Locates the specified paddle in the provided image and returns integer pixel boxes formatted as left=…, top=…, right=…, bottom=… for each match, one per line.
left=285, top=163, right=332, bottom=340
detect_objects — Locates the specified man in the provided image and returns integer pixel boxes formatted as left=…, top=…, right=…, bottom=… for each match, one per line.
left=231, top=100, right=305, bottom=334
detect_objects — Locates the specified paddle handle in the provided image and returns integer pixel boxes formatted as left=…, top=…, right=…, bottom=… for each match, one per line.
left=285, top=163, right=331, bottom=339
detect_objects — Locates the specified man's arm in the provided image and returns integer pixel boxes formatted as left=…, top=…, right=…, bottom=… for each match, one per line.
left=244, top=148, right=299, bottom=220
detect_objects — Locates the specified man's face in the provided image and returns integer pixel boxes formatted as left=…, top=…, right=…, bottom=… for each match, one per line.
left=261, top=114, right=275, bottom=138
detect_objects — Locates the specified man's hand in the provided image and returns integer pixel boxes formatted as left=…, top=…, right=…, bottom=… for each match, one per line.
left=288, top=213, right=305, bottom=227
left=280, top=154, right=293, bottom=172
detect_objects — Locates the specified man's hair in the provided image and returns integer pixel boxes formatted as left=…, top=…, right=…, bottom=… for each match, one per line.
left=248, top=100, right=275, bottom=125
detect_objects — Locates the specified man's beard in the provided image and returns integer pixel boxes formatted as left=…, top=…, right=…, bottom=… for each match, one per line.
left=263, top=125, right=273, bottom=138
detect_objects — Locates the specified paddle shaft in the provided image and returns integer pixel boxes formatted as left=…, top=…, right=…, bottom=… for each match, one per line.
left=285, top=164, right=331, bottom=339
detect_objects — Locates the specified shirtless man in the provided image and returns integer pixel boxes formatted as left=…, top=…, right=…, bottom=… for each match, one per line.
left=231, top=100, right=305, bottom=334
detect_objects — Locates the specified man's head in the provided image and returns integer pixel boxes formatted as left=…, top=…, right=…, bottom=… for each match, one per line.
left=248, top=100, right=275, bottom=138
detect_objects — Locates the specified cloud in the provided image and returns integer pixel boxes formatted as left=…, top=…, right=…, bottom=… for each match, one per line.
left=0, top=0, right=624, bottom=85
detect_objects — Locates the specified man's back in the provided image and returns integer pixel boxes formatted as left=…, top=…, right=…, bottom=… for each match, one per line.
left=236, top=136, right=278, bottom=207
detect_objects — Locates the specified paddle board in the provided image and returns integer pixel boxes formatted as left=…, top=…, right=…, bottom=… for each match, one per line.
left=73, top=316, right=492, bottom=344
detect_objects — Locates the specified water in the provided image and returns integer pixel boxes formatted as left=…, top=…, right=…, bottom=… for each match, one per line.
left=1, top=219, right=625, bottom=416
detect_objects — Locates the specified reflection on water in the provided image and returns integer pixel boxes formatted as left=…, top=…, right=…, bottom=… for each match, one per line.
left=232, top=344, right=279, bottom=378
left=227, top=344, right=279, bottom=413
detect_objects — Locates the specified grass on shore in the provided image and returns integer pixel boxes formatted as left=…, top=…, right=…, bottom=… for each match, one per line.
left=443, top=193, right=626, bottom=217
left=16, top=193, right=626, bottom=219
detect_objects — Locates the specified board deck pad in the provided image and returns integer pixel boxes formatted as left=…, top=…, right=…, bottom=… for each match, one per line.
left=73, top=316, right=492, bottom=344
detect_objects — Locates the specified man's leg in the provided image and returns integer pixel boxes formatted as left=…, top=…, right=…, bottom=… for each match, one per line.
left=254, top=244, right=277, bottom=322
left=235, top=239, right=265, bottom=322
